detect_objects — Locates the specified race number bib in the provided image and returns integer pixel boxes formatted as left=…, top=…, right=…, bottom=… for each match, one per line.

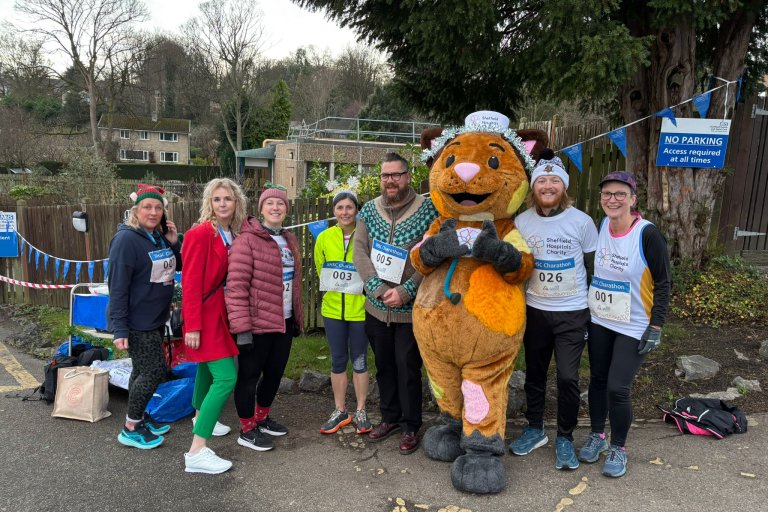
left=528, top=258, right=578, bottom=297
left=588, top=276, right=631, bottom=323
left=283, top=270, right=293, bottom=309
left=371, top=240, right=407, bottom=283
left=149, top=248, right=176, bottom=284
left=319, top=261, right=363, bottom=295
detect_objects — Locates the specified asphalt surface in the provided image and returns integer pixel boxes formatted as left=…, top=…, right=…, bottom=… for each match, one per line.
left=1, top=341, right=766, bottom=512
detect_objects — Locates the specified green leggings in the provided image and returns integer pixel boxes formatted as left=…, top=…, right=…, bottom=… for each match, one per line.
left=192, top=357, right=237, bottom=439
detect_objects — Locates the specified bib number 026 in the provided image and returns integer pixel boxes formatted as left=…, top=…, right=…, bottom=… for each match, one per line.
left=538, top=272, right=562, bottom=283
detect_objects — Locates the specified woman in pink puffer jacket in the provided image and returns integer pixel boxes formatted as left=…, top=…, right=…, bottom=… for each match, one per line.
left=226, top=184, right=304, bottom=453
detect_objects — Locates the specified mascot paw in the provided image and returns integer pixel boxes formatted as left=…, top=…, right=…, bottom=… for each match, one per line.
left=420, top=219, right=469, bottom=267
left=451, top=452, right=506, bottom=494
left=423, top=423, right=465, bottom=462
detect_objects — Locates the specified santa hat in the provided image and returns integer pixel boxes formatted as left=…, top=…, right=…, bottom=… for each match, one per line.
left=530, top=149, right=569, bottom=188
left=258, top=183, right=289, bottom=212
left=130, top=183, right=167, bottom=206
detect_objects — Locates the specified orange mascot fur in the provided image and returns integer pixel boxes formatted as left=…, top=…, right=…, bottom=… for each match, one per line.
left=411, top=111, right=546, bottom=494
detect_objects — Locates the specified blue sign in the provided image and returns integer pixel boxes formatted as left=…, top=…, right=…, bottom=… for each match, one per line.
left=656, top=119, right=731, bottom=169
left=0, top=212, right=18, bottom=257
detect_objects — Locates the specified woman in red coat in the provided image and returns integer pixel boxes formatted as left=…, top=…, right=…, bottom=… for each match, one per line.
left=181, top=178, right=247, bottom=474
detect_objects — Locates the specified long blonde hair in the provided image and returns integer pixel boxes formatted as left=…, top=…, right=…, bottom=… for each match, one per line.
left=198, top=178, right=247, bottom=234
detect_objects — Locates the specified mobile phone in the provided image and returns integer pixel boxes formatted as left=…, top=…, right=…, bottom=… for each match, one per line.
left=160, top=213, right=169, bottom=234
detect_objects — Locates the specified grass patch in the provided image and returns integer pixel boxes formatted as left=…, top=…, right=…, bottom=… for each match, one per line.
left=285, top=334, right=376, bottom=380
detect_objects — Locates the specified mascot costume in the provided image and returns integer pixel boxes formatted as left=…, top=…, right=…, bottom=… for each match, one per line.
left=411, top=111, right=546, bottom=494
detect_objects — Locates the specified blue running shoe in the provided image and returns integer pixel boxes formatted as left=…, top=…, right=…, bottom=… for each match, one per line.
left=602, top=445, right=627, bottom=478
left=117, top=422, right=163, bottom=450
left=509, top=426, right=548, bottom=456
left=143, top=414, right=171, bottom=436
left=578, top=431, right=609, bottom=463
left=555, top=436, right=580, bottom=470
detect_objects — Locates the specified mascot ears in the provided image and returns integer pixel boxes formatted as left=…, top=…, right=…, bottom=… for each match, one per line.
left=515, top=129, right=548, bottom=162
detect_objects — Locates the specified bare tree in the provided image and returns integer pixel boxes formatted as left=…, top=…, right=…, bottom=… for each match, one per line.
left=0, top=28, right=52, bottom=100
left=14, top=0, right=149, bottom=153
left=182, top=0, right=266, bottom=154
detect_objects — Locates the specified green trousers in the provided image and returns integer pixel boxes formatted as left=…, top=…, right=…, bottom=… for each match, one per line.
left=191, top=357, right=237, bottom=439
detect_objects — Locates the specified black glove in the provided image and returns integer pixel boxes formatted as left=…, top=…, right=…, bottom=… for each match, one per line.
left=471, top=220, right=522, bottom=274
left=419, top=219, right=469, bottom=267
left=638, top=326, right=662, bottom=355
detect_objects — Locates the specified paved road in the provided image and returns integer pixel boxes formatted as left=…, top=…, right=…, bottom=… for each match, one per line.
left=1, top=341, right=765, bottom=512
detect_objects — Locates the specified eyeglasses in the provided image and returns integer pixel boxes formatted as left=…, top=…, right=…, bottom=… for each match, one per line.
left=600, top=191, right=630, bottom=201
left=380, top=171, right=408, bottom=181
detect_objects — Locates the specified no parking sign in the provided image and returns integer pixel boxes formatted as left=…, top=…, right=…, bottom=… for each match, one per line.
left=0, top=212, right=18, bottom=257
left=656, top=118, right=731, bottom=169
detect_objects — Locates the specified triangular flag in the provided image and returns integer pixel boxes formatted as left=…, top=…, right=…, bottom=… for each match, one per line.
left=562, top=144, right=584, bottom=173
left=607, top=128, right=627, bottom=158
left=35, top=250, right=40, bottom=269
left=28, top=246, right=33, bottom=263
left=693, top=92, right=711, bottom=118
left=656, top=107, right=677, bottom=127
left=62, top=261, right=70, bottom=278
left=75, top=262, right=82, bottom=281
left=308, top=219, right=329, bottom=240
left=55, top=259, right=60, bottom=280
left=44, top=254, right=49, bottom=270
left=88, top=262, right=95, bottom=281
left=103, top=260, right=109, bottom=277
left=736, top=77, right=743, bottom=102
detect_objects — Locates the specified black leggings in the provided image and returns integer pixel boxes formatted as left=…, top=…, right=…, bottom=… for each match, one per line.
left=126, top=327, right=167, bottom=421
left=587, top=322, right=646, bottom=447
left=234, top=319, right=293, bottom=419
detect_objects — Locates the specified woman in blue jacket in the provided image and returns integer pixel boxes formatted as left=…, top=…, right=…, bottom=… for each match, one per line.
left=108, top=184, right=181, bottom=449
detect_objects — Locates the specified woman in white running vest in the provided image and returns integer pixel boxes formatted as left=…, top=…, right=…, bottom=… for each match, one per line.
left=578, top=171, right=670, bottom=479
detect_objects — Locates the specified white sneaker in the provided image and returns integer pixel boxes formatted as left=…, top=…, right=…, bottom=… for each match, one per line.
left=184, top=447, right=233, bottom=474
left=192, top=417, right=232, bottom=437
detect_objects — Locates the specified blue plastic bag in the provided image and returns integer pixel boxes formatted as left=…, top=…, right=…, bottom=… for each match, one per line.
left=145, top=378, right=195, bottom=423
left=171, top=362, right=198, bottom=379
left=55, top=336, right=92, bottom=357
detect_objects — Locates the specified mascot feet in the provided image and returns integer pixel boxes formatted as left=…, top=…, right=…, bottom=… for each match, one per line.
left=450, top=452, right=506, bottom=494
left=423, top=422, right=465, bottom=462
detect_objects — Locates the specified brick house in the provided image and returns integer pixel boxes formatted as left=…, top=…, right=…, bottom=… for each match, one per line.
left=98, top=114, right=192, bottom=164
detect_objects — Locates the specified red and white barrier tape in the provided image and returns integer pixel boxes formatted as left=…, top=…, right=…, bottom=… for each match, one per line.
left=0, top=274, right=76, bottom=289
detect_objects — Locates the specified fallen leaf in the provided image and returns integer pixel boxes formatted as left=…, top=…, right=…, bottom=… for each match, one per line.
left=397, top=498, right=406, bottom=506
left=649, top=457, right=664, bottom=465
left=377, top=468, right=385, bottom=475
left=569, top=481, right=588, bottom=495
left=414, top=505, right=429, bottom=510
left=740, top=472, right=756, bottom=478
left=686, top=466, right=699, bottom=470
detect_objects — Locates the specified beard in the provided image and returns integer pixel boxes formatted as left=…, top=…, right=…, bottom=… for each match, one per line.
left=533, top=189, right=563, bottom=210
left=381, top=183, right=409, bottom=204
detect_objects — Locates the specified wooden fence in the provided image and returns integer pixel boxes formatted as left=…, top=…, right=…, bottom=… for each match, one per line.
left=0, top=142, right=625, bottom=328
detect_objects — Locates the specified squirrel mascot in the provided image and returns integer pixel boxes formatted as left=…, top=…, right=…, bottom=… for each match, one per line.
left=411, top=111, right=546, bottom=494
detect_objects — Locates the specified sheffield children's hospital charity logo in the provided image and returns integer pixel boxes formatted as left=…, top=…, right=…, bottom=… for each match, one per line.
left=526, top=235, right=544, bottom=255
left=597, top=247, right=611, bottom=266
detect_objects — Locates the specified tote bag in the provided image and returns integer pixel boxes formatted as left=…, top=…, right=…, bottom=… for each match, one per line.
left=52, top=367, right=111, bottom=422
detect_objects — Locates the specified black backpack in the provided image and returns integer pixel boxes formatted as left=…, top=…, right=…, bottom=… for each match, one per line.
left=658, top=397, right=748, bottom=439
left=38, top=356, right=78, bottom=403
left=76, top=347, right=110, bottom=366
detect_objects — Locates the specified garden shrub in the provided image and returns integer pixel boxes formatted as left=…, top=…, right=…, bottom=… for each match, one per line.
left=671, top=255, right=768, bottom=327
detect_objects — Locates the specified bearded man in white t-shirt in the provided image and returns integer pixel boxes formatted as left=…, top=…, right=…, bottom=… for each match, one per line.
left=509, top=149, right=598, bottom=470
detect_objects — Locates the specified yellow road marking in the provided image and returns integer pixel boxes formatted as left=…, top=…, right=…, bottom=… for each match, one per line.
left=0, top=341, right=40, bottom=391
